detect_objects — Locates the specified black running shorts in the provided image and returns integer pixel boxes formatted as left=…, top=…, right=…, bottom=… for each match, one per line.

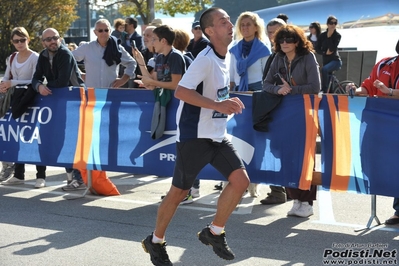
left=172, top=138, right=245, bottom=190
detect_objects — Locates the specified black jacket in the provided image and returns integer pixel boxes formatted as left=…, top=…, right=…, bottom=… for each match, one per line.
left=121, top=31, right=143, bottom=56
left=187, top=37, right=209, bottom=58
left=32, top=44, right=84, bottom=91
left=252, top=91, right=283, bottom=132
left=316, top=30, right=341, bottom=64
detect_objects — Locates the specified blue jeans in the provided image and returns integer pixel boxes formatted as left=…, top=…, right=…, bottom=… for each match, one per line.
left=193, top=178, right=200, bottom=189
left=248, top=81, right=263, bottom=91
left=393, top=197, right=399, bottom=216
left=234, top=81, right=263, bottom=92
left=65, top=168, right=83, bottom=183
left=321, top=60, right=342, bottom=93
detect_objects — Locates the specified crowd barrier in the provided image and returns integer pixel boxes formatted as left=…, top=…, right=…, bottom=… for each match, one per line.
left=0, top=87, right=398, bottom=198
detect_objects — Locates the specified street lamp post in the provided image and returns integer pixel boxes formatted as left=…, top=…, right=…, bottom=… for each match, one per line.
left=86, top=0, right=91, bottom=41
left=149, top=0, right=155, bottom=22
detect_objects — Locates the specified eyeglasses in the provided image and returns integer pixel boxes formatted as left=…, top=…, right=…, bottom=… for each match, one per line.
left=193, top=26, right=201, bottom=30
left=309, top=26, right=314, bottom=29
left=96, top=29, right=109, bottom=33
left=42, top=35, right=60, bottom=42
left=12, top=38, right=27, bottom=44
left=328, top=21, right=337, bottom=25
left=278, top=37, right=296, bottom=44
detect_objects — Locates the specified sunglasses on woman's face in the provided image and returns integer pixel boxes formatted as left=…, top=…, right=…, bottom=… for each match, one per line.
left=328, top=21, right=337, bottom=25
left=278, top=37, right=296, bottom=44
left=12, top=38, right=27, bottom=44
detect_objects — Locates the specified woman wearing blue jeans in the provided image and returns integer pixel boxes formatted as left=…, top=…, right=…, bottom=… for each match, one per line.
left=316, top=15, right=342, bottom=93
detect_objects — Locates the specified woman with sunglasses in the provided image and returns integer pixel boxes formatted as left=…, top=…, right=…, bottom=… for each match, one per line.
left=0, top=27, right=47, bottom=188
left=263, top=24, right=320, bottom=218
left=316, top=15, right=342, bottom=93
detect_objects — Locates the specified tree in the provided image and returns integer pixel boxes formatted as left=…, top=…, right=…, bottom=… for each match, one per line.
left=0, top=0, right=78, bottom=71
left=119, top=0, right=212, bottom=25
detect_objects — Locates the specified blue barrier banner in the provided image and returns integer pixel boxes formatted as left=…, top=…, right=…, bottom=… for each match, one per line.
left=360, top=97, right=399, bottom=197
left=1, top=87, right=398, bottom=197
left=83, top=90, right=319, bottom=190
left=0, top=87, right=85, bottom=168
left=319, top=95, right=369, bottom=194
left=82, top=88, right=178, bottom=174
left=230, top=94, right=319, bottom=190
left=319, top=95, right=399, bottom=197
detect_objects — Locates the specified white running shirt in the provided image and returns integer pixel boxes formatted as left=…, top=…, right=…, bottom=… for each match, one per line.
left=176, top=45, right=231, bottom=142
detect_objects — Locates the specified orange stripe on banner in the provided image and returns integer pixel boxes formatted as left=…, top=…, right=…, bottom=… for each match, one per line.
left=298, top=95, right=320, bottom=190
left=327, top=95, right=351, bottom=191
left=72, top=87, right=87, bottom=169
left=73, top=87, right=95, bottom=169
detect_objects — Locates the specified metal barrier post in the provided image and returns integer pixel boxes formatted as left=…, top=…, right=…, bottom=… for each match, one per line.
left=354, top=195, right=382, bottom=231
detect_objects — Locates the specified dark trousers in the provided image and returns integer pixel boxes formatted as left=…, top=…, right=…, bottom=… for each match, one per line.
left=14, top=163, right=46, bottom=180
left=286, top=185, right=317, bottom=205
left=269, top=185, right=286, bottom=199
left=393, top=197, right=399, bottom=216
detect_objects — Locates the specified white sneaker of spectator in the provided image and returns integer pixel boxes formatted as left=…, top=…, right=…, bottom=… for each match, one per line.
left=62, top=180, right=86, bottom=191
left=35, top=178, right=46, bottom=188
left=1, top=176, right=24, bottom=185
left=287, top=199, right=301, bottom=216
left=292, top=202, right=314, bottom=218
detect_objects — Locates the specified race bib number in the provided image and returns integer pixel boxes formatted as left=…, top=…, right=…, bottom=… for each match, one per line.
left=212, top=86, right=229, bottom=118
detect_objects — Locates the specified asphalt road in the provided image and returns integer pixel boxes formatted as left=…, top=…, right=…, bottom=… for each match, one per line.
left=0, top=165, right=398, bottom=266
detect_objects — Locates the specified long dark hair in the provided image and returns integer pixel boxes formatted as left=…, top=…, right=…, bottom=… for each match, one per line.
left=273, top=25, right=314, bottom=56
left=309, top=21, right=321, bottom=38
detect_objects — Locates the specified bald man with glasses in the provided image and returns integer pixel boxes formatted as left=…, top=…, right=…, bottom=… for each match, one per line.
left=31, top=27, right=86, bottom=190
left=32, top=28, right=83, bottom=95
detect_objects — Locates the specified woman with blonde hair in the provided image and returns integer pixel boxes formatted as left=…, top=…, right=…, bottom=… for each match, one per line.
left=230, top=11, right=271, bottom=92
left=229, top=11, right=271, bottom=197
left=0, top=27, right=47, bottom=188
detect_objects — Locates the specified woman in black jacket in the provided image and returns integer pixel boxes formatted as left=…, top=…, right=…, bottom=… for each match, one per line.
left=316, top=16, right=342, bottom=93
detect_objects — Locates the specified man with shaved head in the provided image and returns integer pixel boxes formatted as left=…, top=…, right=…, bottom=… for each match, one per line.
left=32, top=28, right=83, bottom=95
left=31, top=27, right=85, bottom=190
left=141, top=7, right=249, bottom=265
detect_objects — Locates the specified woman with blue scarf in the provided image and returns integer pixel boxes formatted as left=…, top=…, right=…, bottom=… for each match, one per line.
left=230, top=11, right=271, bottom=92
left=228, top=12, right=271, bottom=197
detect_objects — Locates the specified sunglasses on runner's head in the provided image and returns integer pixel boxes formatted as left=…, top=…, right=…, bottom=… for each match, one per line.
left=42, top=35, right=60, bottom=42
left=278, top=37, right=296, bottom=44
left=12, top=38, right=27, bottom=44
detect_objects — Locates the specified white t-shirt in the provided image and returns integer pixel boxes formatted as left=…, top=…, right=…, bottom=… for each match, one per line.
left=3, top=52, right=39, bottom=86
left=176, top=45, right=230, bottom=142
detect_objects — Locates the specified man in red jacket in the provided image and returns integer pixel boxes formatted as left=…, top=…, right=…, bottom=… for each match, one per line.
left=346, top=39, right=399, bottom=225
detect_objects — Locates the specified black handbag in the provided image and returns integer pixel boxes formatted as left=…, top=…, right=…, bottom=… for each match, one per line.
left=11, top=84, right=38, bottom=119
